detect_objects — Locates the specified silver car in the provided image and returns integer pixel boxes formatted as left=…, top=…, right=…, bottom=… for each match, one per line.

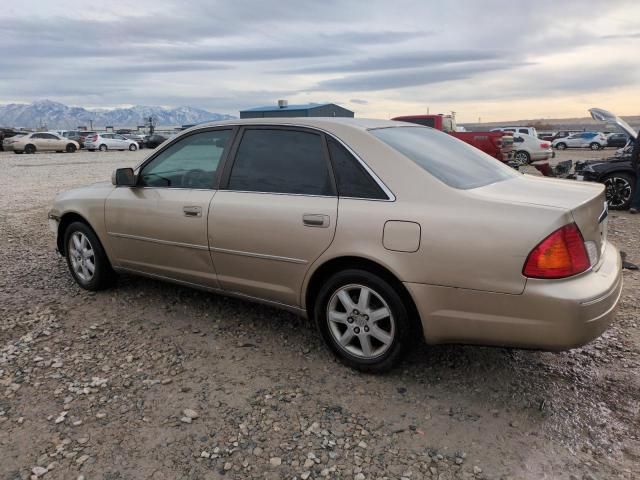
left=85, top=133, right=139, bottom=152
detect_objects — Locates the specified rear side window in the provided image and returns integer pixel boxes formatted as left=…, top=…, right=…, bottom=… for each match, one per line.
left=327, top=139, right=386, bottom=199
left=228, top=129, right=333, bottom=196
left=370, top=126, right=517, bottom=190
left=518, top=128, right=529, bottom=134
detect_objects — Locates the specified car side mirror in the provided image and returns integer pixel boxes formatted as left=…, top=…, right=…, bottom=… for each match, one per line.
left=112, top=167, right=136, bottom=186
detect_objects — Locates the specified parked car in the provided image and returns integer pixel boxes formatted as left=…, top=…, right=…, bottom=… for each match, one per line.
left=85, top=133, right=139, bottom=152
left=4, top=132, right=79, bottom=154
left=606, top=132, right=630, bottom=148
left=392, top=114, right=514, bottom=162
left=490, top=126, right=539, bottom=138
left=59, top=130, right=95, bottom=149
left=123, top=134, right=145, bottom=149
left=569, top=108, right=638, bottom=210
left=511, top=133, right=553, bottom=165
left=142, top=134, right=168, bottom=149
left=0, top=128, right=26, bottom=151
left=48, top=118, right=621, bottom=372
left=552, top=132, right=607, bottom=150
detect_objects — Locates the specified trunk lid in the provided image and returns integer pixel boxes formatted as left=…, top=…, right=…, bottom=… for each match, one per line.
left=472, top=175, right=608, bottom=262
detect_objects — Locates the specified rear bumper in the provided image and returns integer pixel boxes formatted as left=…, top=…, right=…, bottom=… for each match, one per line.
left=406, top=241, right=622, bottom=350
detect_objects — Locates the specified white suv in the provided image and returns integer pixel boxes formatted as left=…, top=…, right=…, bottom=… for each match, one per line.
left=85, top=133, right=139, bottom=152
left=551, top=132, right=607, bottom=150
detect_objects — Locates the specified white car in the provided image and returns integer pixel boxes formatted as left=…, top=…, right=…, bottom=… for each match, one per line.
left=85, top=133, right=139, bottom=152
left=511, top=133, right=553, bottom=165
left=491, top=126, right=539, bottom=138
left=551, top=132, right=607, bottom=150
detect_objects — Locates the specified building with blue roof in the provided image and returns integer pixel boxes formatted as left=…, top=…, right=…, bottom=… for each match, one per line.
left=240, top=100, right=354, bottom=119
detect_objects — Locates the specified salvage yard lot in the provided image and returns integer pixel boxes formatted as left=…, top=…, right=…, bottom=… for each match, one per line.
left=1, top=149, right=639, bottom=480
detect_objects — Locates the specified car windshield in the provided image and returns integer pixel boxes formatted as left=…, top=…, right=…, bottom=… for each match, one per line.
left=370, top=126, right=518, bottom=189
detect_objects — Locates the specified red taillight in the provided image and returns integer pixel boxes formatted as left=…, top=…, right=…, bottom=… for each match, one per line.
left=88, top=135, right=98, bottom=142
left=540, top=142, right=550, bottom=149
left=523, top=223, right=590, bottom=279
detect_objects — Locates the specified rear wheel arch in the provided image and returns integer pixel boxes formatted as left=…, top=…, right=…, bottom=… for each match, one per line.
left=304, top=256, right=423, bottom=337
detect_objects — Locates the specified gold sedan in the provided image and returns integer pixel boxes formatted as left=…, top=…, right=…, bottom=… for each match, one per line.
left=5, top=132, right=79, bottom=154
left=48, top=118, right=622, bottom=372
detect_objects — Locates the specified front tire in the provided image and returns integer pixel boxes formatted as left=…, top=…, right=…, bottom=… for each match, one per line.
left=555, top=142, right=567, bottom=150
left=99, top=144, right=108, bottom=152
left=64, top=222, right=116, bottom=290
left=66, top=143, right=77, bottom=153
left=314, top=269, right=413, bottom=372
left=602, top=172, right=635, bottom=210
left=514, top=150, right=531, bottom=166
left=590, top=142, right=601, bottom=151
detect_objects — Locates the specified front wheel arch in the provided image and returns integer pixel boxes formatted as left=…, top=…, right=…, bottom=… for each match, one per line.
left=57, top=212, right=99, bottom=255
left=305, top=256, right=423, bottom=338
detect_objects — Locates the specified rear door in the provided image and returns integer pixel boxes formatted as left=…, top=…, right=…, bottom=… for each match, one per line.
left=209, top=127, right=338, bottom=307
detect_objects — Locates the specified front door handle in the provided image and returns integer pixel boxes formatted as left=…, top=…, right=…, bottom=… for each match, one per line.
left=303, top=214, right=330, bottom=228
left=183, top=206, right=202, bottom=217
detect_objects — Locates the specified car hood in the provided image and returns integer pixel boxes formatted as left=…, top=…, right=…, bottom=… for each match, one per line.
left=589, top=108, right=637, bottom=140
left=55, top=181, right=113, bottom=202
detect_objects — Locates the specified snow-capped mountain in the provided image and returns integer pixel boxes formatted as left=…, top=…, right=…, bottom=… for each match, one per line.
left=0, top=100, right=235, bottom=129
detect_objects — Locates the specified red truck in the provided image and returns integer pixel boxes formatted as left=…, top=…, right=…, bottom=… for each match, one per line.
left=392, top=114, right=514, bottom=163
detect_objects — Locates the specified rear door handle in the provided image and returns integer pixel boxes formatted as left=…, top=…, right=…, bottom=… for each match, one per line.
left=183, top=206, right=202, bottom=217
left=303, top=214, right=330, bottom=228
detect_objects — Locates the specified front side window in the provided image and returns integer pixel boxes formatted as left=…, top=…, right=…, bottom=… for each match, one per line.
left=228, top=129, right=333, bottom=196
left=370, top=126, right=517, bottom=190
left=139, top=129, right=231, bottom=189
left=327, top=139, right=386, bottom=199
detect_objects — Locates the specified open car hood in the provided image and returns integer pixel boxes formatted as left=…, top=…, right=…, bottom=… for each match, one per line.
left=589, top=108, right=637, bottom=139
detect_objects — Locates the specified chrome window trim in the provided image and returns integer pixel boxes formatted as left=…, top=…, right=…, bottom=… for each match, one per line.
left=220, top=189, right=336, bottom=199
left=136, top=122, right=396, bottom=202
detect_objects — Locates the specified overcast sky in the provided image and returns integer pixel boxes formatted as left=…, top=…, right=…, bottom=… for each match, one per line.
left=1, top=0, right=639, bottom=121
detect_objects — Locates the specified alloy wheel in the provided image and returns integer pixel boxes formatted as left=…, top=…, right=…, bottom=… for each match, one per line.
left=68, top=232, right=96, bottom=282
left=326, top=284, right=395, bottom=359
left=604, top=176, right=631, bottom=209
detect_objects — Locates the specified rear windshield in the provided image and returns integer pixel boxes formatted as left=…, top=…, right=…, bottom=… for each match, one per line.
left=370, top=126, right=517, bottom=189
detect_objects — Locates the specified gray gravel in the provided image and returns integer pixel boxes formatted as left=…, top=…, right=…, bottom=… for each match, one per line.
left=0, top=149, right=639, bottom=480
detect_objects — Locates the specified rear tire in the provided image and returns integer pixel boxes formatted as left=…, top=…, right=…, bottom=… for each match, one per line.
left=129, top=144, right=137, bottom=151
left=99, top=144, right=107, bottom=152
left=602, top=172, right=635, bottom=210
left=314, top=269, right=413, bottom=373
left=63, top=221, right=116, bottom=290
left=24, top=144, right=36, bottom=154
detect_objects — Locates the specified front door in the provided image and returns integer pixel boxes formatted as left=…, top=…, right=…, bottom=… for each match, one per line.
left=105, top=128, right=233, bottom=286
left=209, top=127, right=338, bottom=307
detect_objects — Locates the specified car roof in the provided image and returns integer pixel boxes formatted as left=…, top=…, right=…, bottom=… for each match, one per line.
left=193, top=117, right=405, bottom=133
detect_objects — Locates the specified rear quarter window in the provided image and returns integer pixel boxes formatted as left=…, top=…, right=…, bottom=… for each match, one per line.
left=370, top=126, right=517, bottom=190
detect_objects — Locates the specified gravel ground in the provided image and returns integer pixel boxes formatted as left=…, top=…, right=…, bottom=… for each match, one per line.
left=0, top=148, right=638, bottom=480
